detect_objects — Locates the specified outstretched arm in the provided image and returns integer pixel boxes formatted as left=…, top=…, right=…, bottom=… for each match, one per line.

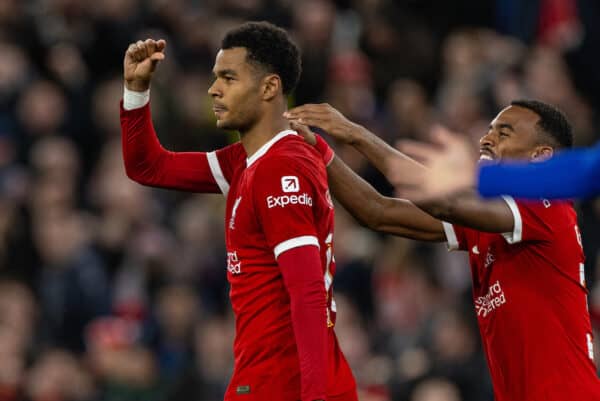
left=289, top=121, right=444, bottom=241
left=286, top=105, right=514, bottom=234
left=326, top=156, right=445, bottom=240
left=121, top=39, right=228, bottom=194
left=286, top=104, right=420, bottom=179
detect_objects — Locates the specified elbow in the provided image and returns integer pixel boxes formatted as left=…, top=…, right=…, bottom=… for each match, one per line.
left=417, top=199, right=454, bottom=221
left=363, top=201, right=388, bottom=234
left=359, top=217, right=382, bottom=233
left=123, top=160, right=154, bottom=187
left=123, top=159, right=142, bottom=183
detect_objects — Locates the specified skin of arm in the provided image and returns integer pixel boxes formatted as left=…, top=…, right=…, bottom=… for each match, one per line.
left=288, top=120, right=445, bottom=241
left=327, top=156, right=446, bottom=241
left=286, top=104, right=514, bottom=234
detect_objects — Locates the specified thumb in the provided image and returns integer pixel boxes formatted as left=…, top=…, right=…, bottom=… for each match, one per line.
left=150, top=52, right=165, bottom=68
left=290, top=121, right=317, bottom=145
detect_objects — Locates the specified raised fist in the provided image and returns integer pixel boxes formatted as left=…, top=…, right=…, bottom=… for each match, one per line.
left=123, top=39, right=166, bottom=92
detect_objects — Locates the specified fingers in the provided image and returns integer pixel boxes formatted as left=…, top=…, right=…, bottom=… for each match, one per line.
left=144, top=39, right=156, bottom=57
left=430, top=125, right=464, bottom=148
left=396, top=139, right=437, bottom=164
left=290, top=121, right=317, bottom=145
left=285, top=107, right=336, bottom=133
left=155, top=39, right=167, bottom=52
left=136, top=40, right=148, bottom=60
left=285, top=103, right=333, bottom=122
left=387, top=160, right=424, bottom=187
left=126, top=39, right=167, bottom=62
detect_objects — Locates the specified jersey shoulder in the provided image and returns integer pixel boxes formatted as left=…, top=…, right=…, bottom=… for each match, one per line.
left=264, top=134, right=326, bottom=171
left=217, top=141, right=246, bottom=164
left=251, top=136, right=327, bottom=194
left=516, top=198, right=577, bottom=223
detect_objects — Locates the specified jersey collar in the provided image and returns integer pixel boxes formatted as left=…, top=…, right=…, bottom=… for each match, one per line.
left=246, top=129, right=297, bottom=167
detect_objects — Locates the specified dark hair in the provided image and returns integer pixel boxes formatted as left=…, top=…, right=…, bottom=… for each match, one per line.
left=221, top=21, right=301, bottom=95
left=510, top=99, right=573, bottom=149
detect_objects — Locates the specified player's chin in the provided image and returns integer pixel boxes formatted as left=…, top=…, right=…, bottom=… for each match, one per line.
left=216, top=119, right=233, bottom=130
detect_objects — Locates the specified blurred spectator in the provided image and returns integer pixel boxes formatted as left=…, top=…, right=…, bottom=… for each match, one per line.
left=410, top=378, right=462, bottom=401
left=34, top=210, right=110, bottom=351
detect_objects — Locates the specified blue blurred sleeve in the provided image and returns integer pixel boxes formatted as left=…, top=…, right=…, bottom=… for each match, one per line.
left=478, top=144, right=600, bottom=199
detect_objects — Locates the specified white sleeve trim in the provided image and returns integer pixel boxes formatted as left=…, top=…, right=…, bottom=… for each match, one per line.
left=123, top=86, right=150, bottom=110
left=206, top=151, right=229, bottom=196
left=501, top=195, right=523, bottom=244
left=442, top=222, right=460, bottom=251
left=274, top=235, right=319, bottom=259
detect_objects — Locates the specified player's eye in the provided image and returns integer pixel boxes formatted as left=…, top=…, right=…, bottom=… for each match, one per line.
left=499, top=131, right=510, bottom=137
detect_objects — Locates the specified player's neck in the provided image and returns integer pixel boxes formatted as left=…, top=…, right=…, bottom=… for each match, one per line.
left=240, top=106, right=290, bottom=159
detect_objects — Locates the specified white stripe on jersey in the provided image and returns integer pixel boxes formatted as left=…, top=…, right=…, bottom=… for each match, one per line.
left=207, top=151, right=229, bottom=196
left=442, top=222, right=460, bottom=251
left=274, top=235, right=319, bottom=258
left=501, top=195, right=523, bottom=244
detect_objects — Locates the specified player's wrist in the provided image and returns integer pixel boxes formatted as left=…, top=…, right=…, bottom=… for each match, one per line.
left=125, top=79, right=151, bottom=92
left=314, top=134, right=335, bottom=167
left=123, top=85, right=150, bottom=110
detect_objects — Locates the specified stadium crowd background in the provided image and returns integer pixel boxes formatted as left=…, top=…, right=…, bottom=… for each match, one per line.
left=0, top=0, right=599, bottom=400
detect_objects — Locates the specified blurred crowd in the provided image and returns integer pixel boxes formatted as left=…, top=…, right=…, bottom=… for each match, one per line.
left=0, top=0, right=600, bottom=400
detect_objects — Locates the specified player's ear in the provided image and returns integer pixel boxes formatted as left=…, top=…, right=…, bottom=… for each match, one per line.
left=531, top=145, right=553, bottom=162
left=261, top=74, right=281, bottom=101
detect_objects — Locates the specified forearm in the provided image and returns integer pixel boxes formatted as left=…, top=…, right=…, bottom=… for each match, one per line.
left=478, top=146, right=600, bottom=199
left=120, top=99, right=221, bottom=193
left=279, top=246, right=328, bottom=401
left=416, top=190, right=514, bottom=233
left=328, top=156, right=444, bottom=240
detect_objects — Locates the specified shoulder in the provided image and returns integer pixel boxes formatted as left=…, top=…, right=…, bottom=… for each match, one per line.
left=263, top=135, right=325, bottom=171
left=251, top=137, right=326, bottom=192
left=215, top=141, right=246, bottom=164
left=217, top=141, right=246, bottom=157
left=512, top=197, right=577, bottom=226
left=514, top=198, right=574, bottom=214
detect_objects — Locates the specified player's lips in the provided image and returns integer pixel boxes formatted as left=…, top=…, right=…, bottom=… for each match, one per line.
left=212, top=104, right=228, bottom=117
left=479, top=148, right=496, bottom=161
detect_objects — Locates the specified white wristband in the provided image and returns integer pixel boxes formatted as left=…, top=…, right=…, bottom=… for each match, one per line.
left=123, top=86, right=150, bottom=110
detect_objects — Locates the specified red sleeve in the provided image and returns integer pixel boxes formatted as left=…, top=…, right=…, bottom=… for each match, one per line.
left=278, top=246, right=328, bottom=401
left=499, top=196, right=563, bottom=244
left=252, top=156, right=319, bottom=254
left=120, top=101, right=241, bottom=194
left=442, top=222, right=469, bottom=251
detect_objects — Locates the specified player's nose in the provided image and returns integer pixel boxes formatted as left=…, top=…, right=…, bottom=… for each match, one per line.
left=479, top=131, right=495, bottom=148
left=208, top=81, right=221, bottom=97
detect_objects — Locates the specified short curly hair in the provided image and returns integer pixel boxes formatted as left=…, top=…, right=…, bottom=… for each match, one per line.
left=221, top=21, right=301, bottom=95
left=511, top=99, right=573, bottom=149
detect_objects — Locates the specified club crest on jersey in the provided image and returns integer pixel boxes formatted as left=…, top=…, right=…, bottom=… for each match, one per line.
left=484, top=247, right=495, bottom=269
left=281, top=176, right=299, bottom=193
left=229, top=196, right=242, bottom=230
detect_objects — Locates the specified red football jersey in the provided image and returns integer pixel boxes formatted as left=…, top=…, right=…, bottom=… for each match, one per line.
left=120, top=104, right=355, bottom=400
left=209, top=131, right=356, bottom=401
left=443, top=197, right=600, bottom=401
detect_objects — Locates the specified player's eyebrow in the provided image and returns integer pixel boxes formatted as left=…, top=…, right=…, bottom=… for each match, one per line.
left=489, top=123, right=515, bottom=131
left=213, top=68, right=238, bottom=77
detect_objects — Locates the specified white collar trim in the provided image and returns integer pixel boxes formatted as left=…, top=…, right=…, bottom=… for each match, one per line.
left=246, top=129, right=297, bottom=167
